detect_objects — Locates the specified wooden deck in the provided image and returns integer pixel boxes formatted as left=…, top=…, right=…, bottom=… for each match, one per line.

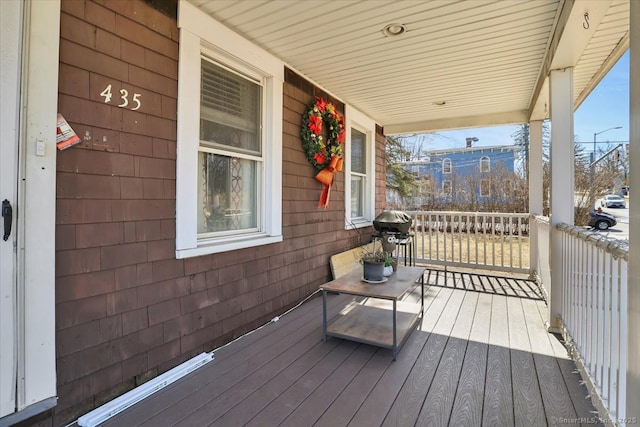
left=103, top=270, right=599, bottom=427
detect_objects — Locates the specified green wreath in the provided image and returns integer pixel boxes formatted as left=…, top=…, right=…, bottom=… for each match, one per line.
left=301, top=97, right=345, bottom=170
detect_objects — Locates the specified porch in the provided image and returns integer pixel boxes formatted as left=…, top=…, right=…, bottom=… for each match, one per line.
left=101, top=268, right=598, bottom=426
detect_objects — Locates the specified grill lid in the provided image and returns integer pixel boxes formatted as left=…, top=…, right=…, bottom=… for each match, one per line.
left=373, top=210, right=412, bottom=234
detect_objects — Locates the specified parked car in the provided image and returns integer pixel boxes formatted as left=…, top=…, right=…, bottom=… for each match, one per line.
left=589, top=210, right=617, bottom=230
left=600, top=194, right=626, bottom=208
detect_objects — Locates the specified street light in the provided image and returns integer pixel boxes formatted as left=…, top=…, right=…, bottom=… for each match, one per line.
left=593, top=126, right=622, bottom=158
left=591, top=126, right=622, bottom=207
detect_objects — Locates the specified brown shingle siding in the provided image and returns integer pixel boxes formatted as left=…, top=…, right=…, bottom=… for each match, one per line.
left=121, top=307, right=149, bottom=335
left=60, top=39, right=128, bottom=82
left=85, top=1, right=116, bottom=32
left=106, top=288, right=138, bottom=316
left=56, top=294, right=108, bottom=330
left=96, top=27, right=121, bottom=58
left=75, top=222, right=124, bottom=248
left=59, top=64, right=90, bottom=99
left=52, top=3, right=381, bottom=424
left=119, top=132, right=153, bottom=156
left=60, top=12, right=97, bottom=50
left=148, top=298, right=181, bottom=326
left=56, top=247, right=102, bottom=277
left=101, top=242, right=147, bottom=269
left=58, top=150, right=134, bottom=176
left=56, top=270, right=115, bottom=303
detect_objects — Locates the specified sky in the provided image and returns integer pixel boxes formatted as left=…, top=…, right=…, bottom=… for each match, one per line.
left=420, top=50, right=630, bottom=153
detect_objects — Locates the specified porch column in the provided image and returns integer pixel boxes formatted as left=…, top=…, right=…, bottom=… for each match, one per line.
left=528, top=120, right=544, bottom=278
left=548, top=68, right=574, bottom=331
left=529, top=120, right=544, bottom=215
left=627, top=0, right=640, bottom=417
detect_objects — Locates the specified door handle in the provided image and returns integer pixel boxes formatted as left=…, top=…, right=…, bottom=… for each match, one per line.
left=2, top=199, right=12, bottom=241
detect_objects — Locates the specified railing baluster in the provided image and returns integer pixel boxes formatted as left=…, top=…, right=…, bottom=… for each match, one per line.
left=617, top=259, right=627, bottom=420
left=585, top=243, right=600, bottom=379
left=466, top=214, right=471, bottom=266
left=603, top=249, right=612, bottom=402
left=609, top=263, right=621, bottom=422
left=501, top=215, right=505, bottom=268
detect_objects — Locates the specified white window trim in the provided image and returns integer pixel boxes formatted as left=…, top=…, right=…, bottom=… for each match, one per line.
left=443, top=158, right=452, bottom=174
left=480, top=179, right=491, bottom=197
left=345, top=105, right=376, bottom=229
left=176, top=2, right=283, bottom=258
left=480, top=156, right=491, bottom=172
left=442, top=179, right=452, bottom=196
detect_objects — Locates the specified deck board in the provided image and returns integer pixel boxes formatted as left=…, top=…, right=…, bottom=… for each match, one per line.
left=483, top=295, right=514, bottom=426
left=522, top=298, right=580, bottom=425
left=103, top=269, right=601, bottom=427
left=448, top=292, right=492, bottom=426
left=244, top=341, right=358, bottom=427
left=507, top=297, right=546, bottom=427
left=347, top=286, right=450, bottom=426
left=279, top=344, right=376, bottom=427
left=415, top=291, right=478, bottom=426
left=382, top=289, right=466, bottom=427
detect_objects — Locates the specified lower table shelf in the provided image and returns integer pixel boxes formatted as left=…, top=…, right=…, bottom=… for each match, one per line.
left=325, top=300, right=421, bottom=353
left=321, top=266, right=425, bottom=359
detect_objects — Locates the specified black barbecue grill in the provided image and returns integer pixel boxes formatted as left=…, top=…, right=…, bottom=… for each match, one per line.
left=373, top=210, right=412, bottom=236
left=372, top=211, right=414, bottom=266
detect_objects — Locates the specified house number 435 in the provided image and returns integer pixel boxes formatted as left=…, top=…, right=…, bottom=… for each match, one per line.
left=100, top=84, right=141, bottom=110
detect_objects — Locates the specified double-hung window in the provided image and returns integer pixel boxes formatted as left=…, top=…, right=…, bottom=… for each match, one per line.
left=480, top=179, right=491, bottom=197
left=345, top=106, right=375, bottom=228
left=480, top=156, right=490, bottom=172
left=350, top=128, right=366, bottom=218
left=176, top=3, right=283, bottom=257
left=198, top=58, right=260, bottom=236
left=443, top=158, right=452, bottom=174
left=442, top=180, right=452, bottom=197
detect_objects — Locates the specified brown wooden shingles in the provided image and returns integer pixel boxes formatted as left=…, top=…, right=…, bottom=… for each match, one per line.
left=104, top=276, right=598, bottom=427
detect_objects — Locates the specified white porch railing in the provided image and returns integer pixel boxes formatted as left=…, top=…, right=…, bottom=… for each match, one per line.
left=405, top=211, right=530, bottom=273
left=557, top=223, right=629, bottom=423
left=531, top=215, right=551, bottom=298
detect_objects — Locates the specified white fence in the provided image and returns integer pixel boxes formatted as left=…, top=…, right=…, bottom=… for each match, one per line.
left=557, top=223, right=628, bottom=423
left=405, top=211, right=530, bottom=273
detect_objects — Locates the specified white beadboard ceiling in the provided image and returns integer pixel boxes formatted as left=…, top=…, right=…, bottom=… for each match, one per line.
left=186, top=0, right=629, bottom=134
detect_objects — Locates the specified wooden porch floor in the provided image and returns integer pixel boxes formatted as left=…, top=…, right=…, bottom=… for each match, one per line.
left=103, top=270, right=599, bottom=427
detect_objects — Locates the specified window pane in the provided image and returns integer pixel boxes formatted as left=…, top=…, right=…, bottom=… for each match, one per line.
left=197, top=152, right=257, bottom=234
left=351, top=128, right=366, bottom=174
left=443, top=159, right=451, bottom=174
left=480, top=156, right=490, bottom=172
left=443, top=180, right=452, bottom=196
left=351, top=176, right=363, bottom=218
left=200, top=58, right=261, bottom=155
left=480, top=179, right=490, bottom=196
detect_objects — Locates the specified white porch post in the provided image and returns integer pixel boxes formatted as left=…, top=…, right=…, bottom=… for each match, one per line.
left=627, top=0, right=640, bottom=417
left=548, top=68, right=574, bottom=331
left=528, top=120, right=544, bottom=277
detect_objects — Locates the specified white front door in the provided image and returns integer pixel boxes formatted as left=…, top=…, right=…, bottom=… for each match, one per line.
left=1, top=1, right=60, bottom=420
left=0, top=0, right=22, bottom=418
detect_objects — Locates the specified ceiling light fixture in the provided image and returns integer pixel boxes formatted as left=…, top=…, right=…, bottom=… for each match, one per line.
left=382, top=23, right=406, bottom=37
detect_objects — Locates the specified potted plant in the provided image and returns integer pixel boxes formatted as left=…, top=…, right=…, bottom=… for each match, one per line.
left=360, top=239, right=395, bottom=282
left=383, top=253, right=395, bottom=277
left=361, top=249, right=386, bottom=282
